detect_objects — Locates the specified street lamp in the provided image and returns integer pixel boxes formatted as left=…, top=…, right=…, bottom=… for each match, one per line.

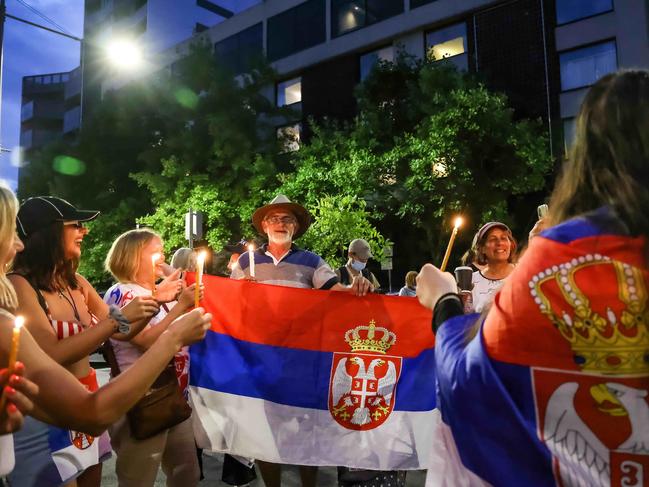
left=105, top=38, right=143, bottom=71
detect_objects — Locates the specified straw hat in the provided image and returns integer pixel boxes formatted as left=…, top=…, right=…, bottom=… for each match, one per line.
left=252, top=195, right=311, bottom=239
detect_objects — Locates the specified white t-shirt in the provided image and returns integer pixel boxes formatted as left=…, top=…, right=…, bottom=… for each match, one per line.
left=103, top=282, right=190, bottom=393
left=0, top=434, right=15, bottom=476
left=471, top=271, right=506, bottom=313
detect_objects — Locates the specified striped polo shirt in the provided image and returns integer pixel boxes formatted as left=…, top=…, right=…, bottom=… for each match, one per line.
left=231, top=244, right=338, bottom=289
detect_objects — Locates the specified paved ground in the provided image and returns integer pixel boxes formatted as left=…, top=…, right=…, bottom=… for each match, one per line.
left=95, top=362, right=426, bottom=486
left=101, top=453, right=426, bottom=486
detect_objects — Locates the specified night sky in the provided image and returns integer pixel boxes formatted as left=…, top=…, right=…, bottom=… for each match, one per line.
left=1, top=0, right=84, bottom=189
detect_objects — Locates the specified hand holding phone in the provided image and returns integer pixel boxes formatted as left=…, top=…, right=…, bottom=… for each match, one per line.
left=537, top=204, right=549, bottom=219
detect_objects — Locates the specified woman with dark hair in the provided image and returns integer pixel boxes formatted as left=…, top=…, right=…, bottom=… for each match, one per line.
left=416, top=70, right=649, bottom=485
left=8, top=196, right=179, bottom=487
left=470, top=221, right=517, bottom=312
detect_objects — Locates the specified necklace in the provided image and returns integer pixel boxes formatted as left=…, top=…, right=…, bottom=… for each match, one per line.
left=58, top=287, right=81, bottom=321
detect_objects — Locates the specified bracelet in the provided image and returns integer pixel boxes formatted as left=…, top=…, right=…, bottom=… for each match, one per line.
left=108, top=305, right=130, bottom=332
left=433, top=292, right=462, bottom=314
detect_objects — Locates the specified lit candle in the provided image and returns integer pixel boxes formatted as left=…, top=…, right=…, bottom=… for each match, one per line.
left=440, top=217, right=463, bottom=272
left=151, top=253, right=161, bottom=296
left=7, top=316, right=24, bottom=372
left=195, top=251, right=206, bottom=308
left=0, top=316, right=24, bottom=412
left=248, top=244, right=256, bottom=278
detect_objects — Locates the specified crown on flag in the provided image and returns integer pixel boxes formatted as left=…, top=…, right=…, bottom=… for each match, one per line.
left=344, top=320, right=396, bottom=354
left=530, top=254, right=649, bottom=376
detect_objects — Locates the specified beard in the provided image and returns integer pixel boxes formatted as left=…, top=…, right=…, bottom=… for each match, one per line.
left=267, top=230, right=293, bottom=246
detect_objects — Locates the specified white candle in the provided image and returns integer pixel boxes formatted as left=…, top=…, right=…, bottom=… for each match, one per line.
left=440, top=216, right=463, bottom=272
left=195, top=251, right=206, bottom=308
left=248, top=244, right=256, bottom=278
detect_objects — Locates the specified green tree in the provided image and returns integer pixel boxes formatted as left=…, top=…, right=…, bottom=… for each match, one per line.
left=277, top=58, right=553, bottom=278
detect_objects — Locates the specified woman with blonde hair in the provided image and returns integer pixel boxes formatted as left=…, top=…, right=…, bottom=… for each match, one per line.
left=0, top=187, right=211, bottom=484
left=104, top=229, right=202, bottom=487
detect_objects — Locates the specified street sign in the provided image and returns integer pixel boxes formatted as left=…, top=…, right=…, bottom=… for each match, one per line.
left=381, top=258, right=393, bottom=271
left=383, top=245, right=393, bottom=258
left=185, top=210, right=203, bottom=242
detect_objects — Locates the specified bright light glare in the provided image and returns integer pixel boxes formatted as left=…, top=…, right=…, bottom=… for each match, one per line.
left=453, top=217, right=464, bottom=229
left=106, top=39, right=142, bottom=70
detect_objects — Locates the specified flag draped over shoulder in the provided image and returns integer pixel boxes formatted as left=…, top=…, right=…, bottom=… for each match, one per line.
left=432, top=208, right=649, bottom=487
left=187, top=275, right=437, bottom=470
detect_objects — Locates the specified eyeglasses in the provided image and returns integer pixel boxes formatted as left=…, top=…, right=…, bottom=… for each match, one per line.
left=264, top=216, right=296, bottom=225
left=64, top=222, right=85, bottom=229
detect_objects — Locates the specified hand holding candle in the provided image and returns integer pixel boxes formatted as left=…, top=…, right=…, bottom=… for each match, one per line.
left=194, top=251, right=206, bottom=308
left=440, top=216, right=463, bottom=272
left=248, top=244, right=256, bottom=278
left=151, top=253, right=161, bottom=296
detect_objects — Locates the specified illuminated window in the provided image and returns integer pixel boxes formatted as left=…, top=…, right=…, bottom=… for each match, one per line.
left=276, top=78, right=302, bottom=106
left=277, top=123, right=301, bottom=152
left=425, top=23, right=467, bottom=61
left=360, top=46, right=394, bottom=80
left=559, top=40, right=617, bottom=91
left=331, top=0, right=403, bottom=37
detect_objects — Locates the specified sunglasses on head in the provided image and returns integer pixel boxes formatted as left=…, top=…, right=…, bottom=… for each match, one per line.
left=64, top=222, right=85, bottom=229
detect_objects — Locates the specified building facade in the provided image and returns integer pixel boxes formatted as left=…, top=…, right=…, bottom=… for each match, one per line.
left=153, top=0, right=647, bottom=154
left=20, top=0, right=649, bottom=156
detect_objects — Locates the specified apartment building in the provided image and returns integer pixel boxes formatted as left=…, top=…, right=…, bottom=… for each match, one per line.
left=20, top=0, right=649, bottom=156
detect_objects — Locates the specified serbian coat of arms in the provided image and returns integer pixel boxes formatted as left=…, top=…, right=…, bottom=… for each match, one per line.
left=328, top=320, right=402, bottom=431
left=529, top=255, right=649, bottom=486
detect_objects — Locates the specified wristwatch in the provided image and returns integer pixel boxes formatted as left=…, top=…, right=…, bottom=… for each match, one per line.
left=109, top=305, right=131, bottom=334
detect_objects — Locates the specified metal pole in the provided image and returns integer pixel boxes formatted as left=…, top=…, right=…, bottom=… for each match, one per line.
left=188, top=208, right=194, bottom=250
left=0, top=0, right=6, bottom=151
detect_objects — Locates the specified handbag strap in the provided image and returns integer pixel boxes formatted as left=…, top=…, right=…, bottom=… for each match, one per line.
left=102, top=340, right=122, bottom=378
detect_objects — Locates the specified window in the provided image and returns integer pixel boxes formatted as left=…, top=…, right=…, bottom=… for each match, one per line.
left=556, top=0, right=612, bottom=25
left=277, top=124, right=301, bottom=153
left=277, top=78, right=302, bottom=107
left=214, top=23, right=263, bottom=75
left=563, top=118, right=576, bottom=153
left=410, top=0, right=436, bottom=8
left=359, top=46, right=394, bottom=81
left=331, top=0, right=404, bottom=38
left=267, top=0, right=325, bottom=61
left=559, top=40, right=617, bottom=91
left=426, top=23, right=467, bottom=61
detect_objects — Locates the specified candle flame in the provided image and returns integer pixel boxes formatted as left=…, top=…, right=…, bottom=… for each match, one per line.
left=15, top=316, right=24, bottom=330
left=197, top=251, right=207, bottom=264
left=248, top=243, right=255, bottom=252
left=151, top=253, right=161, bottom=264
left=453, top=217, right=463, bottom=229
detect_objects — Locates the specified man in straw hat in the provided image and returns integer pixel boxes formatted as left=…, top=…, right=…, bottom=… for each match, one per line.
left=232, top=195, right=373, bottom=295
left=231, top=195, right=373, bottom=487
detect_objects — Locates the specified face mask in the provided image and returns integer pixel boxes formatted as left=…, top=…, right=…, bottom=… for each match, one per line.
left=351, top=260, right=366, bottom=272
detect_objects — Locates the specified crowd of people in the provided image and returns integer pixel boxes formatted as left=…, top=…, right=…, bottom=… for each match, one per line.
left=1, top=69, right=647, bottom=487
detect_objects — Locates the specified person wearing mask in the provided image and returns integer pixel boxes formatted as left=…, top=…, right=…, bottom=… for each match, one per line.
left=415, top=70, right=649, bottom=486
left=470, top=222, right=517, bottom=312
left=335, top=239, right=380, bottom=291
left=0, top=188, right=211, bottom=485
left=398, top=271, right=418, bottom=297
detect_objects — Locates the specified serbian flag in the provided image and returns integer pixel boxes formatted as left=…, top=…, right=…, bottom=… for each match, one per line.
left=187, top=275, right=438, bottom=470
left=431, top=208, right=649, bottom=487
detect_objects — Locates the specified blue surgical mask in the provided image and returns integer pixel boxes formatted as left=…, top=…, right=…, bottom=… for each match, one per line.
left=351, top=260, right=366, bottom=272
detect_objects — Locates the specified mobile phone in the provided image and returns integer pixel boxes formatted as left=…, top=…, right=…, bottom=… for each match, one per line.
left=537, top=204, right=549, bottom=219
